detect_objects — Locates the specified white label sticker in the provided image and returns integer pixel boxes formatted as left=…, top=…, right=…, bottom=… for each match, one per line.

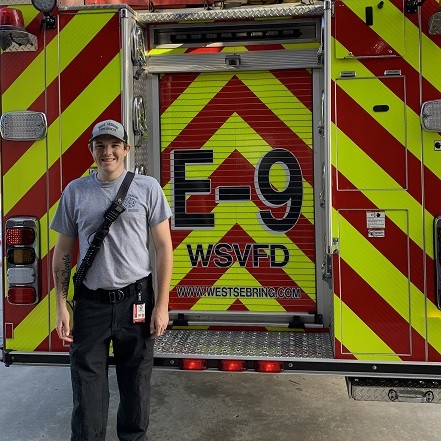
left=368, top=229, right=385, bottom=238
left=367, top=211, right=385, bottom=229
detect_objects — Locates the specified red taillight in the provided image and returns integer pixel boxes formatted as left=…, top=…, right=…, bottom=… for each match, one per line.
left=8, top=286, right=37, bottom=304
left=219, top=360, right=247, bottom=372
left=6, top=227, right=35, bottom=245
left=180, top=359, right=207, bottom=371
left=255, top=361, right=284, bottom=373
left=0, top=7, right=25, bottom=29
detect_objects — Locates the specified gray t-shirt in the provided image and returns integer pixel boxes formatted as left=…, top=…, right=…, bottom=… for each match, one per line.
left=50, top=171, right=172, bottom=290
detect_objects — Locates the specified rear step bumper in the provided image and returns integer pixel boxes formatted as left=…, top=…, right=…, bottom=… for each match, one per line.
left=3, top=330, right=441, bottom=379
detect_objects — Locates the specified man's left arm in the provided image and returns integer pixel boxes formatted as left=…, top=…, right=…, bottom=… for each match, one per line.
left=150, top=218, right=173, bottom=338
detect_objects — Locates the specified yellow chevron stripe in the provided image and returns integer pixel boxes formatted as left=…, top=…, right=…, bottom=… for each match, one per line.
left=334, top=295, right=402, bottom=359
left=149, top=43, right=320, bottom=56
left=342, top=0, right=440, bottom=91
left=7, top=294, right=50, bottom=351
left=190, top=264, right=285, bottom=312
left=161, top=72, right=233, bottom=150
left=3, top=12, right=114, bottom=112
left=4, top=54, right=121, bottom=217
left=335, top=212, right=441, bottom=355
left=11, top=5, right=39, bottom=26
left=236, top=71, right=313, bottom=148
left=170, top=201, right=315, bottom=295
left=332, top=125, right=429, bottom=254
left=332, top=38, right=441, bottom=186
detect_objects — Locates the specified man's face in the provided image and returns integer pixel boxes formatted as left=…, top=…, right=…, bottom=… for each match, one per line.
left=89, top=135, right=130, bottom=179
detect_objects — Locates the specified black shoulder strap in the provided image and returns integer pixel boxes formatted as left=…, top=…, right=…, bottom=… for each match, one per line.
left=73, top=171, right=135, bottom=293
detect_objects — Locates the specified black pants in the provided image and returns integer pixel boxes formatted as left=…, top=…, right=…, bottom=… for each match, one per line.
left=70, top=278, right=154, bottom=441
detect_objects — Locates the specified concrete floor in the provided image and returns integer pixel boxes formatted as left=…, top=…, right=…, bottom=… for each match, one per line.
left=1, top=362, right=441, bottom=441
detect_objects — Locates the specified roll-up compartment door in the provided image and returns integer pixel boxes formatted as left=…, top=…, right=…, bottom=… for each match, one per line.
left=160, top=69, right=317, bottom=315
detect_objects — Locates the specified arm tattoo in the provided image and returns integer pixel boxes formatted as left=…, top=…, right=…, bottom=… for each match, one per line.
left=59, top=253, right=72, bottom=300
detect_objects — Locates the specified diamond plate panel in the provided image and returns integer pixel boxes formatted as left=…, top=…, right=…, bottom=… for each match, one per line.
left=138, top=3, right=323, bottom=24
left=349, top=378, right=441, bottom=403
left=155, top=330, right=333, bottom=359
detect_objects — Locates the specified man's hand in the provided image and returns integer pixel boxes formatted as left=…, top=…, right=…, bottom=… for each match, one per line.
left=56, top=305, right=73, bottom=343
left=150, top=304, right=169, bottom=338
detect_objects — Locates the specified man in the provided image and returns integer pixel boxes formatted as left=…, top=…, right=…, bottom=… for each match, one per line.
left=51, top=119, right=173, bottom=441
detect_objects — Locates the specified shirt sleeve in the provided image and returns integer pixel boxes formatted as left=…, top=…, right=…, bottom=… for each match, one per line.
left=148, top=178, right=172, bottom=227
left=49, top=183, right=78, bottom=237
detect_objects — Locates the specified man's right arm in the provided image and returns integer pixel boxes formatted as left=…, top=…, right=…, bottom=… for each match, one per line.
left=53, top=233, right=76, bottom=343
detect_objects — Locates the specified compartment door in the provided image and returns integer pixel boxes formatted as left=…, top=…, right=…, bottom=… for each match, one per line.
left=160, top=69, right=317, bottom=315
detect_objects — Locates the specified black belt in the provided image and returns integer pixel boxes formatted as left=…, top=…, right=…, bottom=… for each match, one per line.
left=76, top=275, right=151, bottom=304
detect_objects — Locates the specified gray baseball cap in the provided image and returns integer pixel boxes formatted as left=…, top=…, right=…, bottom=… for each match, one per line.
left=90, top=120, right=128, bottom=143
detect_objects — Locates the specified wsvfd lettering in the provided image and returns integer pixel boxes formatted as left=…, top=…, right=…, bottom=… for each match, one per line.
left=187, top=243, right=290, bottom=268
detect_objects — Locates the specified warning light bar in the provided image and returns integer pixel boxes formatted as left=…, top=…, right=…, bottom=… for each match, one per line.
left=255, top=361, right=284, bottom=373
left=6, top=227, right=35, bottom=245
left=219, top=360, right=247, bottom=372
left=180, top=359, right=208, bottom=371
left=8, top=286, right=37, bottom=305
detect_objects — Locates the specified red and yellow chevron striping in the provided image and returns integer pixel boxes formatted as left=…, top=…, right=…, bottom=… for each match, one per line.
left=160, top=69, right=317, bottom=313
left=1, top=7, right=123, bottom=352
left=331, top=0, right=441, bottom=361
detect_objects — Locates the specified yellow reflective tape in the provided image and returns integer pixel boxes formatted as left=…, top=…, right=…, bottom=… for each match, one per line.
left=190, top=297, right=233, bottom=311
left=190, top=263, right=285, bottom=312
left=148, top=48, right=187, bottom=56
left=6, top=296, right=50, bottom=351
left=334, top=294, right=402, bottom=360
left=161, top=72, right=233, bottom=150
left=337, top=212, right=411, bottom=321
left=4, top=54, right=121, bottom=216
left=4, top=12, right=114, bottom=111
left=332, top=125, right=427, bottom=254
left=334, top=212, right=441, bottom=355
left=10, top=5, right=39, bottom=26
left=332, top=37, right=441, bottom=185
left=171, top=202, right=316, bottom=299
left=341, top=0, right=440, bottom=91
left=236, top=71, right=313, bottom=148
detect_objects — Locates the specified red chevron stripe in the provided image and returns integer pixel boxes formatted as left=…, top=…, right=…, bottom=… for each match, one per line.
left=0, top=11, right=75, bottom=94
left=332, top=2, right=440, bottom=115
left=160, top=72, right=200, bottom=113
left=6, top=97, right=122, bottom=219
left=338, top=259, right=426, bottom=359
left=2, top=13, right=120, bottom=175
left=390, top=0, right=441, bottom=45
left=3, top=98, right=121, bottom=336
left=170, top=224, right=316, bottom=311
left=333, top=83, right=424, bottom=198
left=333, top=171, right=441, bottom=359
left=271, top=69, right=313, bottom=111
left=168, top=145, right=315, bottom=262
left=161, top=74, right=313, bottom=186
left=334, top=170, right=432, bottom=304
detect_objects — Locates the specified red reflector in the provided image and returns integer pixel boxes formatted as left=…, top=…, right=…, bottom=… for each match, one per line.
left=8, top=286, right=37, bottom=304
left=219, top=360, right=247, bottom=372
left=181, top=359, right=207, bottom=371
left=6, top=227, right=35, bottom=245
left=255, top=361, right=284, bottom=373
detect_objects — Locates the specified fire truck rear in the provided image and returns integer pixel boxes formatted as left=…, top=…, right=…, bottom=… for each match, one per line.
left=1, top=0, right=441, bottom=402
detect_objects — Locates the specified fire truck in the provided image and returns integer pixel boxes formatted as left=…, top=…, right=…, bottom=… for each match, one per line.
left=1, top=0, right=441, bottom=402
